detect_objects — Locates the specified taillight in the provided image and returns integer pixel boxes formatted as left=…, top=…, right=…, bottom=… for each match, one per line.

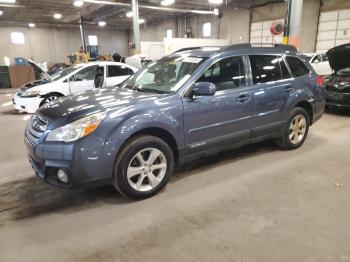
left=316, top=75, right=324, bottom=87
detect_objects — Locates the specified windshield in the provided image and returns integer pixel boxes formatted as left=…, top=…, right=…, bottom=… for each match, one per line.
left=51, top=65, right=82, bottom=81
left=120, top=55, right=207, bottom=94
left=336, top=67, right=350, bottom=76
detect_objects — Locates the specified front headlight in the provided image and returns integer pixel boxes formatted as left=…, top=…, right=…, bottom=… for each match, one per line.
left=21, top=90, right=40, bottom=97
left=46, top=112, right=106, bottom=142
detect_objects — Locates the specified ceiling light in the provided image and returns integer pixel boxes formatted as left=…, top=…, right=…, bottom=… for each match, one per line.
left=0, top=0, right=16, bottom=3
left=98, top=21, right=106, bottom=27
left=161, top=0, right=175, bottom=6
left=126, top=11, right=133, bottom=17
left=0, top=10, right=3, bottom=15
left=208, top=0, right=223, bottom=4
left=53, top=13, right=62, bottom=19
left=73, top=0, right=84, bottom=7
left=139, top=18, right=145, bottom=24
left=28, top=23, right=35, bottom=28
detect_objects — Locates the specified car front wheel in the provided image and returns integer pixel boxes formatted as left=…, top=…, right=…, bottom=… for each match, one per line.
left=113, top=135, right=174, bottom=199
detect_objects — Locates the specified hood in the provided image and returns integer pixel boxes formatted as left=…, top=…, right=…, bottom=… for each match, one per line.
left=37, top=87, right=163, bottom=127
left=18, top=79, right=53, bottom=94
left=326, top=43, right=350, bottom=72
left=23, top=58, right=51, bottom=80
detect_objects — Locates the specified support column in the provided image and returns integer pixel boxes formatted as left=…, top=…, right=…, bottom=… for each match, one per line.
left=284, top=0, right=304, bottom=49
left=132, top=0, right=141, bottom=53
left=283, top=0, right=292, bottom=45
left=79, top=16, right=87, bottom=52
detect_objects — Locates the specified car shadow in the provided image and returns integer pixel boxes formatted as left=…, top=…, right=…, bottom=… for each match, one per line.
left=0, top=136, right=325, bottom=225
left=0, top=177, right=130, bottom=225
left=0, top=109, right=25, bottom=116
left=325, top=107, right=350, bottom=116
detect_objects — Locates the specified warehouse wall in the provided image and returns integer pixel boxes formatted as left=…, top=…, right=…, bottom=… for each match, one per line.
left=219, top=7, right=250, bottom=44
left=186, top=14, right=219, bottom=39
left=0, top=26, right=129, bottom=65
left=140, top=17, right=177, bottom=41
left=322, top=0, right=350, bottom=11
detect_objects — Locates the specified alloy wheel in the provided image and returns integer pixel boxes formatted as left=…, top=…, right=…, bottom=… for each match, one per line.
left=45, top=96, right=58, bottom=105
left=289, top=114, right=307, bottom=145
left=127, top=148, right=167, bottom=192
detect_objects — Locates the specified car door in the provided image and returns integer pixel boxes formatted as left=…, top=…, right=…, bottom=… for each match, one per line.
left=69, top=65, right=98, bottom=94
left=248, top=54, right=293, bottom=138
left=105, top=65, right=133, bottom=86
left=182, top=55, right=252, bottom=154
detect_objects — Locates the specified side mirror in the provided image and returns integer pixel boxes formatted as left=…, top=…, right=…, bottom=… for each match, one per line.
left=69, top=75, right=75, bottom=82
left=192, top=82, right=216, bottom=96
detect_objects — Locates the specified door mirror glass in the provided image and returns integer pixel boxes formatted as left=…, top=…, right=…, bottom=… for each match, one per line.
left=192, top=82, right=216, bottom=96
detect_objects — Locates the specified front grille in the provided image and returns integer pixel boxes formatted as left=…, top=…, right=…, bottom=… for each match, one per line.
left=26, top=114, right=48, bottom=145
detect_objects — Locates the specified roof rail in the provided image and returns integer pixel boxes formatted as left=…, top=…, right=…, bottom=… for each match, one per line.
left=220, top=43, right=298, bottom=52
left=173, top=46, right=220, bottom=53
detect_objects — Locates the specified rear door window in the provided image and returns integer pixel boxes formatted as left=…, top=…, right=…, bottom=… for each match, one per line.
left=107, top=65, right=132, bottom=77
left=249, top=55, right=289, bottom=84
left=286, top=56, right=310, bottom=77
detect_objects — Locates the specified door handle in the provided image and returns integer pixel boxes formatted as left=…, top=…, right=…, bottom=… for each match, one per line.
left=236, top=94, right=250, bottom=103
left=286, top=86, right=294, bottom=93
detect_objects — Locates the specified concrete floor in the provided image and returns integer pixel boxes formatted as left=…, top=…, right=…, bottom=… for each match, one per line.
left=0, top=89, right=349, bottom=262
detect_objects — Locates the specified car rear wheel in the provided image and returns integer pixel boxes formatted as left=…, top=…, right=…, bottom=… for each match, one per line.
left=113, top=135, right=174, bottom=199
left=277, top=107, right=310, bottom=150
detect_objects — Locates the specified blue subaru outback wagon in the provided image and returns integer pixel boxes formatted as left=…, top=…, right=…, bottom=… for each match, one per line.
left=25, top=44, right=325, bottom=199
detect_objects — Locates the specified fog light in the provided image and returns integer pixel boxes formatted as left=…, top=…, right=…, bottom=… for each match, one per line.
left=57, top=169, right=68, bottom=183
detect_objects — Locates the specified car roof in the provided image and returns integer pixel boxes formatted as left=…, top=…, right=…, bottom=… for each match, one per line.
left=173, top=43, right=299, bottom=58
left=76, top=61, right=138, bottom=70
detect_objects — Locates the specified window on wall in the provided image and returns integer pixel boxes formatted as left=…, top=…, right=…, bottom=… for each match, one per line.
left=11, top=32, right=25, bottom=45
left=166, top=29, right=173, bottom=39
left=88, top=35, right=98, bottom=46
left=202, top=22, right=211, bottom=37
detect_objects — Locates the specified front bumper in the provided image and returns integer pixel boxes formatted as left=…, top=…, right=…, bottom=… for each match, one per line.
left=13, top=93, right=43, bottom=113
left=24, top=130, right=115, bottom=189
left=326, top=91, right=350, bottom=108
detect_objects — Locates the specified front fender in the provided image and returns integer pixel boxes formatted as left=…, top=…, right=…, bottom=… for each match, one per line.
left=110, top=109, right=183, bottom=145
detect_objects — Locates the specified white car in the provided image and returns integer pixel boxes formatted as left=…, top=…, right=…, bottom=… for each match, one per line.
left=304, top=52, right=332, bottom=75
left=13, top=61, right=138, bottom=113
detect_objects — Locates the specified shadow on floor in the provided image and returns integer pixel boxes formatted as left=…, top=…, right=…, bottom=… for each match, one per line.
left=0, top=141, right=278, bottom=225
left=325, top=107, right=350, bottom=116
left=0, top=109, right=25, bottom=116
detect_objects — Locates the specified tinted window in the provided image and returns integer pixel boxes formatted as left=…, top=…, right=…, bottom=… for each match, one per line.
left=249, top=55, right=287, bottom=84
left=73, top=66, right=98, bottom=81
left=280, top=59, right=291, bottom=79
left=286, top=56, right=310, bottom=77
left=312, top=55, right=321, bottom=63
left=108, top=65, right=131, bottom=77
left=321, top=54, right=328, bottom=62
left=198, top=56, right=246, bottom=91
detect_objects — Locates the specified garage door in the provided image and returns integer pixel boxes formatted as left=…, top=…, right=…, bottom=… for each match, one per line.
left=316, top=9, right=350, bottom=51
left=250, top=19, right=284, bottom=45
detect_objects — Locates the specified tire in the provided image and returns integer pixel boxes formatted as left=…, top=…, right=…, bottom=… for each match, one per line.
left=112, top=135, right=174, bottom=199
left=40, top=93, right=63, bottom=107
left=277, top=107, right=310, bottom=150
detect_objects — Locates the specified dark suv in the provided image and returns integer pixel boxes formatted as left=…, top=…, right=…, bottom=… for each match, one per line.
left=25, top=44, right=325, bottom=199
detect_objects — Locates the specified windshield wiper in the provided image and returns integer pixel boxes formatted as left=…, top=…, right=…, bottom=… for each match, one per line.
left=131, top=86, right=169, bottom=94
